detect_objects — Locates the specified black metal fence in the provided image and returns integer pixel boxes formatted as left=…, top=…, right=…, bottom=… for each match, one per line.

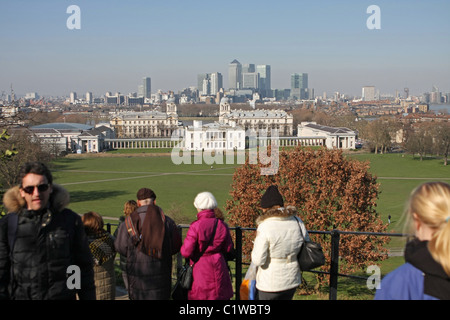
left=106, top=223, right=408, bottom=300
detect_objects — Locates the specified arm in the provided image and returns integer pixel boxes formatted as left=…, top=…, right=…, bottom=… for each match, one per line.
left=180, top=222, right=198, bottom=260
left=0, top=216, right=11, bottom=300
left=114, top=222, right=129, bottom=257
left=71, top=212, right=96, bottom=300
left=251, top=226, right=270, bottom=267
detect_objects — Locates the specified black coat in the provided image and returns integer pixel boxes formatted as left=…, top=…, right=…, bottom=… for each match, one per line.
left=0, top=185, right=96, bottom=300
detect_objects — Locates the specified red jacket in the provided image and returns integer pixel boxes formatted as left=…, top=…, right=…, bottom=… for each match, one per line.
left=181, top=209, right=234, bottom=300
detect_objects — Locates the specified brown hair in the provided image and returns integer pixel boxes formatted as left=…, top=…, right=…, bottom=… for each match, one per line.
left=123, top=200, right=138, bottom=216
left=82, top=211, right=104, bottom=235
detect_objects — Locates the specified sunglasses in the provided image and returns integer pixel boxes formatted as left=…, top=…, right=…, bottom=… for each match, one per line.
left=21, top=184, right=50, bottom=194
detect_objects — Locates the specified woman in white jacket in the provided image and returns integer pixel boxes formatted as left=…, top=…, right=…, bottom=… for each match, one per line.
left=251, top=185, right=309, bottom=300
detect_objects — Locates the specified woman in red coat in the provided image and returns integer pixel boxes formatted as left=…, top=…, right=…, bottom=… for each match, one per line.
left=180, top=192, right=234, bottom=300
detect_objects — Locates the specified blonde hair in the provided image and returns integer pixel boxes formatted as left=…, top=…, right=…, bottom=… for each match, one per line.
left=123, top=200, right=138, bottom=216
left=404, top=182, right=450, bottom=276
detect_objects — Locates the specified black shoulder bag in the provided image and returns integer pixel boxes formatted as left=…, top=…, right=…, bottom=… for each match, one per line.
left=296, top=218, right=325, bottom=271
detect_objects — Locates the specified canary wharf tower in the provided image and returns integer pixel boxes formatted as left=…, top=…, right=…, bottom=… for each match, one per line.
left=228, top=59, right=242, bottom=90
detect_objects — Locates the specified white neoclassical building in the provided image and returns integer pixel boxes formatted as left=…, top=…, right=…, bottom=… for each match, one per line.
left=297, top=122, right=357, bottom=149
left=110, top=100, right=179, bottom=138
left=30, top=122, right=115, bottom=153
left=184, top=120, right=245, bottom=151
left=218, top=97, right=293, bottom=136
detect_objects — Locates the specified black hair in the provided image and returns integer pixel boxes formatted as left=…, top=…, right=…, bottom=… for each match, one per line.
left=19, top=162, right=53, bottom=187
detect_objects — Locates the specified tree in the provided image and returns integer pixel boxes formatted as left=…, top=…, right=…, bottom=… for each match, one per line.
left=404, top=122, right=433, bottom=161
left=226, top=146, right=389, bottom=287
left=0, top=129, right=51, bottom=188
left=432, top=122, right=450, bottom=166
left=366, top=118, right=393, bottom=154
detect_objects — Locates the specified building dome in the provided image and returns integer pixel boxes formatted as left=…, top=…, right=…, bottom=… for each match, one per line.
left=31, top=122, right=93, bottom=131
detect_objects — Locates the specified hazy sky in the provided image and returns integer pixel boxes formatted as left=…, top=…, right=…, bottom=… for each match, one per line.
left=1, top=0, right=449, bottom=98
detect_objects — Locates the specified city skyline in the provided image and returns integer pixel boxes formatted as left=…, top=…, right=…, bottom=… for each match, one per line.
left=1, top=0, right=449, bottom=98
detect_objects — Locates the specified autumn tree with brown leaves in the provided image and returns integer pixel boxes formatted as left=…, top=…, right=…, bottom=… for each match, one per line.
left=226, top=146, right=390, bottom=286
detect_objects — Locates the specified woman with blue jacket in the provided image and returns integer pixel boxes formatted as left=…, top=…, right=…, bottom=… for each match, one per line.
left=375, top=182, right=450, bottom=300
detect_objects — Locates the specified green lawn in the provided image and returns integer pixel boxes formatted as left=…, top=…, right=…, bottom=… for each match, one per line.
left=52, top=155, right=238, bottom=223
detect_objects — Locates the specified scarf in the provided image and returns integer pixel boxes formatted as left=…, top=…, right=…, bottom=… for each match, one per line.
left=87, top=231, right=116, bottom=266
left=405, top=238, right=450, bottom=300
left=130, top=204, right=166, bottom=259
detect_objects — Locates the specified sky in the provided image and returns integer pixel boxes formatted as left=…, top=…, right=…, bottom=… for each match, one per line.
left=1, top=0, right=449, bottom=98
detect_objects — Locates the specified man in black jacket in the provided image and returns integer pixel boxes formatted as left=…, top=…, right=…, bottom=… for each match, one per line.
left=0, top=162, right=95, bottom=300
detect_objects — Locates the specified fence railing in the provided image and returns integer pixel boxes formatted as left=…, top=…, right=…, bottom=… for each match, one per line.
left=106, top=223, right=408, bottom=300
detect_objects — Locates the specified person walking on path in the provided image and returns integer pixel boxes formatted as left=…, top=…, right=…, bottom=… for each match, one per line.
left=251, top=185, right=309, bottom=300
left=180, top=192, right=234, bottom=300
left=375, top=182, right=450, bottom=300
left=114, top=188, right=181, bottom=300
left=0, top=161, right=95, bottom=300
left=82, top=211, right=117, bottom=300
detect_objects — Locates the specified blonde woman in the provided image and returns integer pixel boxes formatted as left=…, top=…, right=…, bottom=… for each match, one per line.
left=115, top=200, right=138, bottom=290
left=375, top=182, right=450, bottom=300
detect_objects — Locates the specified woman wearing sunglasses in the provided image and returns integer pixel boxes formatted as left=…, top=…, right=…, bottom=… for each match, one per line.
left=0, top=161, right=96, bottom=300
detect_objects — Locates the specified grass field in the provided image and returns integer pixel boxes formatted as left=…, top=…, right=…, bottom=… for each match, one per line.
left=53, top=151, right=450, bottom=228
left=52, top=154, right=239, bottom=223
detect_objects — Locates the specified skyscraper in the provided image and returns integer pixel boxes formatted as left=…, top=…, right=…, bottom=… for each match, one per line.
left=142, top=77, right=151, bottom=99
left=228, top=59, right=242, bottom=90
left=290, top=73, right=308, bottom=100
left=210, top=72, right=223, bottom=95
left=362, top=86, right=375, bottom=101
left=198, top=72, right=223, bottom=95
left=257, top=65, right=271, bottom=97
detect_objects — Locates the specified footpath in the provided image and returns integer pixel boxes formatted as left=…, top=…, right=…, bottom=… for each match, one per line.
left=115, top=286, right=129, bottom=300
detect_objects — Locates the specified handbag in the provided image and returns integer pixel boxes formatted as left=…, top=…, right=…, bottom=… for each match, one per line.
left=296, top=218, right=325, bottom=271
left=172, top=219, right=218, bottom=299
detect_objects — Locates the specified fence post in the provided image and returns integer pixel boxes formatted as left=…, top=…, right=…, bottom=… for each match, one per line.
left=329, top=229, right=340, bottom=300
left=235, top=226, right=242, bottom=300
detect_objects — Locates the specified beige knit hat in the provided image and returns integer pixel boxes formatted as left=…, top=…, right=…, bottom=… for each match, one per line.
left=194, top=192, right=218, bottom=210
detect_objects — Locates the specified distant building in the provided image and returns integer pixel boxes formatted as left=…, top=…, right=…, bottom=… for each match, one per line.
left=86, top=92, right=93, bottom=104
left=30, top=122, right=115, bottom=153
left=218, top=97, right=293, bottom=136
left=110, top=99, right=179, bottom=138
left=228, top=59, right=242, bottom=90
left=184, top=120, right=245, bottom=151
left=297, top=122, right=357, bottom=149
left=290, top=73, right=308, bottom=100
left=362, top=86, right=376, bottom=101
left=143, top=77, right=151, bottom=99
left=257, top=64, right=271, bottom=97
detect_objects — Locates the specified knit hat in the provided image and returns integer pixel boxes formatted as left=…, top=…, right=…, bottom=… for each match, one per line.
left=194, top=192, right=217, bottom=210
left=260, top=185, right=284, bottom=208
left=137, top=188, right=156, bottom=200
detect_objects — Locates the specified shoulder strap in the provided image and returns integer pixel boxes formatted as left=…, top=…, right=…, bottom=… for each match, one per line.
left=125, top=214, right=141, bottom=246
left=199, top=218, right=218, bottom=258
left=7, top=213, right=18, bottom=254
